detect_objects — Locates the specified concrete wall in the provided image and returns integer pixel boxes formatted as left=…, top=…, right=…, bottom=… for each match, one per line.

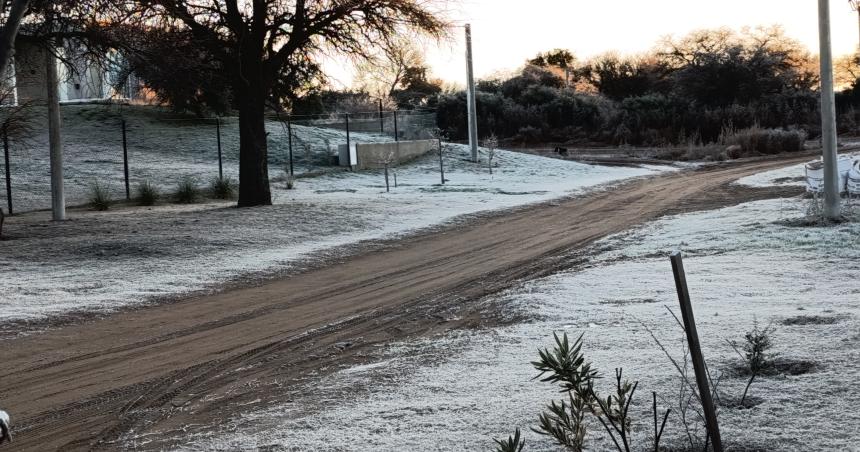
left=13, top=40, right=49, bottom=103
left=12, top=39, right=143, bottom=104
left=339, top=140, right=438, bottom=170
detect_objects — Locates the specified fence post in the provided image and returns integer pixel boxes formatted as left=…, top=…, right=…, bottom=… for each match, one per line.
left=384, top=163, right=390, bottom=192
left=345, top=114, right=351, bottom=152
left=122, top=119, right=130, bottom=200
left=287, top=116, right=294, bottom=176
left=670, top=251, right=723, bottom=452
left=378, top=99, right=384, bottom=134
left=438, top=139, right=445, bottom=185
left=393, top=110, right=399, bottom=142
left=216, top=117, right=223, bottom=180
left=3, top=125, right=12, bottom=215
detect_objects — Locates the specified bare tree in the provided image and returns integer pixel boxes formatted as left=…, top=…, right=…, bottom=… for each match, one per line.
left=91, top=0, right=448, bottom=207
left=355, top=37, right=426, bottom=100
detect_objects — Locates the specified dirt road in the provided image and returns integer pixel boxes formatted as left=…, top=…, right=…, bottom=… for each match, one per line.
left=0, top=156, right=809, bottom=450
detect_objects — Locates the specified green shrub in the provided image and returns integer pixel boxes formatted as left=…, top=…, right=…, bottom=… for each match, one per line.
left=136, top=180, right=159, bottom=206
left=175, top=176, right=201, bottom=204
left=209, top=176, right=236, bottom=200
left=493, top=429, right=525, bottom=452
left=88, top=182, right=112, bottom=211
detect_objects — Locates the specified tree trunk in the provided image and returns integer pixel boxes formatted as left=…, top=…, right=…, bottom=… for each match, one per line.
left=235, top=78, right=272, bottom=207
left=0, top=0, right=30, bottom=79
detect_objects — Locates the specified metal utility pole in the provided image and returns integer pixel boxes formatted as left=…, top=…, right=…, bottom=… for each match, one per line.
left=850, top=1, right=860, bottom=48
left=819, top=0, right=842, bottom=220
left=46, top=41, right=65, bottom=221
left=465, top=24, right=479, bottom=163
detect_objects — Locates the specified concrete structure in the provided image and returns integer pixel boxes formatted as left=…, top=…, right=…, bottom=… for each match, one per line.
left=7, top=37, right=142, bottom=105
left=339, top=140, right=437, bottom=170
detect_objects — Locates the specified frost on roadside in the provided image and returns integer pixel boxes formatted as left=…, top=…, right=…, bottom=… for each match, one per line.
left=0, top=137, right=669, bottom=322
left=175, top=198, right=860, bottom=451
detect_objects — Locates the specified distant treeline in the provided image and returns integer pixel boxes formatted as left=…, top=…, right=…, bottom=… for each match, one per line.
left=436, top=27, right=860, bottom=146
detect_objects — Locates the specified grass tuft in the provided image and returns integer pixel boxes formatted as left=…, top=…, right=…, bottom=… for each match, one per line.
left=175, top=176, right=201, bottom=204
left=89, top=181, right=112, bottom=211
left=136, top=180, right=159, bottom=206
left=210, top=176, right=236, bottom=200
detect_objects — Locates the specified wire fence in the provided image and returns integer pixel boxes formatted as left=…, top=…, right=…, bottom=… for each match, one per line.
left=0, top=106, right=438, bottom=214
left=286, top=109, right=437, bottom=141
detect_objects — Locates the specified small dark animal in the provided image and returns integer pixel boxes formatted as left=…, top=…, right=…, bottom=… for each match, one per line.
left=554, top=147, right=569, bottom=156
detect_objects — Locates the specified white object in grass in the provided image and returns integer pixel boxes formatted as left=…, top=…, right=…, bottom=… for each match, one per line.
left=848, top=160, right=860, bottom=196
left=0, top=409, right=10, bottom=444
left=805, top=156, right=858, bottom=193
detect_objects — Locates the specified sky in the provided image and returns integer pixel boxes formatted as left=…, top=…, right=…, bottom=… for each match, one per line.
left=331, top=0, right=860, bottom=88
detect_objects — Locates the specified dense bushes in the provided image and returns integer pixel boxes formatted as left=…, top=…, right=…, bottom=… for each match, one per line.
left=436, top=27, right=829, bottom=149
left=436, top=84, right=820, bottom=147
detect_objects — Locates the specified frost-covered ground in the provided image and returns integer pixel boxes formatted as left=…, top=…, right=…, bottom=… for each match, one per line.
left=1, top=105, right=395, bottom=213
left=178, top=197, right=860, bottom=451
left=0, top=114, right=671, bottom=322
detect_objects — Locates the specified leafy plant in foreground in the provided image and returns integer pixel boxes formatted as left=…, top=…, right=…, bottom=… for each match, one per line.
left=494, top=428, right=525, bottom=452
left=500, top=332, right=669, bottom=452
left=532, top=332, right=596, bottom=451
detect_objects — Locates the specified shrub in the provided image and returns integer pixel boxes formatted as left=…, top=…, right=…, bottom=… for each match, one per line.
left=494, top=429, right=525, bottom=452
left=136, top=180, right=159, bottom=206
left=719, top=125, right=807, bottom=156
left=88, top=182, right=112, bottom=211
left=175, top=176, right=201, bottom=204
left=727, top=321, right=776, bottom=405
left=683, top=143, right=728, bottom=161
left=209, top=176, right=236, bottom=200
left=514, top=332, right=669, bottom=452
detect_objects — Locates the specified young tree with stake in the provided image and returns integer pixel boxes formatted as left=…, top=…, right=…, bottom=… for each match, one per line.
left=484, top=134, right=498, bottom=175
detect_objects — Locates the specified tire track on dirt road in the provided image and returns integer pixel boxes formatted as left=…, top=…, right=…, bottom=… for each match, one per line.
left=0, top=155, right=811, bottom=451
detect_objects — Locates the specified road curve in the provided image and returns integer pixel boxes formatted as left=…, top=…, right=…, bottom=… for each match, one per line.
left=0, top=155, right=810, bottom=450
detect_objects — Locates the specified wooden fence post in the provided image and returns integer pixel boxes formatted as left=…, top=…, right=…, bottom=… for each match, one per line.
left=287, top=117, right=294, bottom=176
left=670, top=251, right=723, bottom=452
left=3, top=125, right=12, bottom=215
left=216, top=117, right=223, bottom=180
left=122, top=119, right=130, bottom=200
